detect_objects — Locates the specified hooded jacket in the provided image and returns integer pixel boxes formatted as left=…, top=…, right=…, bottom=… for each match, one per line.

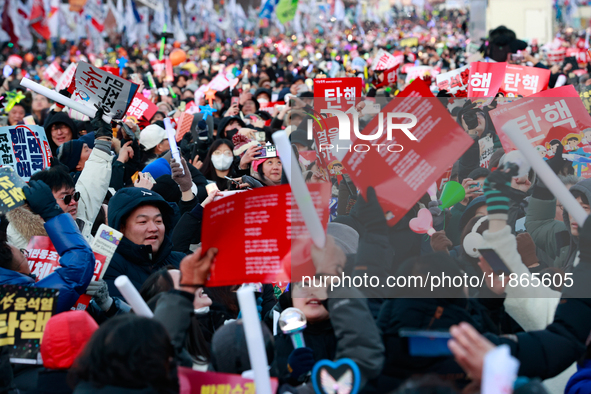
left=526, top=178, right=591, bottom=272
left=565, top=360, right=591, bottom=394
left=103, top=188, right=185, bottom=297
left=34, top=311, right=99, bottom=394
left=217, top=116, right=245, bottom=140
left=44, top=111, right=79, bottom=156
left=0, top=214, right=95, bottom=313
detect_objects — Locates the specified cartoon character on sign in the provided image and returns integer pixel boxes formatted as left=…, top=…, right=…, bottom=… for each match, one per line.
left=545, top=139, right=562, bottom=157
left=535, top=145, right=548, bottom=159
left=328, top=160, right=344, bottom=176
left=562, top=133, right=582, bottom=152
left=582, top=128, right=591, bottom=147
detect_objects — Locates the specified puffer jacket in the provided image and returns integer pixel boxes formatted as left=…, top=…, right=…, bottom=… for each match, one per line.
left=103, top=187, right=185, bottom=297
left=0, top=214, right=95, bottom=313
left=6, top=140, right=112, bottom=248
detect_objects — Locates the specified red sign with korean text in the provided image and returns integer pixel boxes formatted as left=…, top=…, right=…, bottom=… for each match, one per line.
left=314, top=78, right=363, bottom=112
left=499, top=65, right=550, bottom=97
left=490, top=85, right=591, bottom=177
left=312, top=115, right=347, bottom=176
left=375, top=66, right=399, bottom=89
left=178, top=367, right=279, bottom=394
left=436, top=65, right=469, bottom=96
left=125, top=93, right=158, bottom=124
left=467, top=62, right=506, bottom=97
left=201, top=183, right=331, bottom=286
left=566, top=48, right=591, bottom=66
left=341, top=79, right=474, bottom=225
left=26, top=236, right=108, bottom=310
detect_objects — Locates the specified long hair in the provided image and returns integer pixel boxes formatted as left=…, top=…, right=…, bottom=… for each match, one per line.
left=199, top=139, right=234, bottom=181
left=68, top=314, right=178, bottom=394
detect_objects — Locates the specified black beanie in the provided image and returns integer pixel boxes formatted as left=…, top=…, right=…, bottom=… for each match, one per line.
left=56, top=140, right=85, bottom=172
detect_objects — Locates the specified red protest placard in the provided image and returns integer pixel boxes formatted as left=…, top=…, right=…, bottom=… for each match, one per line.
left=375, top=66, right=399, bottom=89
left=340, top=79, right=474, bottom=226
left=436, top=65, right=470, bottom=96
left=201, top=183, right=331, bottom=286
left=178, top=367, right=279, bottom=394
left=566, top=48, right=591, bottom=66
left=314, top=78, right=363, bottom=112
left=126, top=93, right=158, bottom=124
left=489, top=85, right=591, bottom=177
left=312, top=116, right=346, bottom=173
left=467, top=62, right=506, bottom=97
left=175, top=112, right=194, bottom=142
left=499, top=65, right=550, bottom=97
left=26, top=236, right=109, bottom=310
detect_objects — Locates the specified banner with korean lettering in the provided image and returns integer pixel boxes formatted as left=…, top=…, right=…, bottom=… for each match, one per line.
left=0, top=167, right=26, bottom=214
left=314, top=78, right=363, bottom=112
left=0, top=125, right=52, bottom=182
left=201, top=183, right=331, bottom=286
left=490, top=85, right=591, bottom=177
left=436, top=65, right=470, bottom=96
left=338, top=79, right=474, bottom=226
left=0, top=285, right=58, bottom=364
left=178, top=366, right=279, bottom=394
left=375, top=66, right=399, bottom=89
left=26, top=236, right=109, bottom=310
left=499, top=65, right=550, bottom=97
left=312, top=115, right=347, bottom=176
left=125, top=93, right=158, bottom=124
left=467, top=62, right=506, bottom=98
left=71, top=62, right=139, bottom=120
left=566, top=48, right=591, bottom=67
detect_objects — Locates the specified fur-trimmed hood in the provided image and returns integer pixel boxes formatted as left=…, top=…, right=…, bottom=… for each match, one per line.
left=7, top=206, right=47, bottom=241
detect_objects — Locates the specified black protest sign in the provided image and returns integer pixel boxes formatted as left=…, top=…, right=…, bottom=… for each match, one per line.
left=0, top=285, right=59, bottom=364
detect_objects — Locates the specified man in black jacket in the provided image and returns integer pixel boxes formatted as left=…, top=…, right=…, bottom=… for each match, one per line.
left=103, top=187, right=186, bottom=297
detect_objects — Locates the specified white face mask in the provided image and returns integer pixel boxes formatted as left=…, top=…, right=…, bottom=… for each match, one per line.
left=257, top=98, right=269, bottom=104
left=211, top=154, right=233, bottom=171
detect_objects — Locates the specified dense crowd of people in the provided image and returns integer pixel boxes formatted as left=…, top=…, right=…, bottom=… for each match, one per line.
left=3, top=6, right=591, bottom=394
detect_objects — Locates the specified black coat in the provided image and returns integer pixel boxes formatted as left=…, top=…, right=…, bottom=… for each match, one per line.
left=103, top=236, right=185, bottom=297
left=273, top=319, right=337, bottom=386
left=35, top=369, right=72, bottom=394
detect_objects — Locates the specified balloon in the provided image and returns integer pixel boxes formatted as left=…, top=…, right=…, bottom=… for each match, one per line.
left=24, top=53, right=34, bottom=63
left=409, top=208, right=435, bottom=236
left=170, top=49, right=187, bottom=66
left=439, top=181, right=466, bottom=209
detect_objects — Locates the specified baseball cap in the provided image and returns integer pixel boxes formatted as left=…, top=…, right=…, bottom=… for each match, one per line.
left=139, top=124, right=167, bottom=151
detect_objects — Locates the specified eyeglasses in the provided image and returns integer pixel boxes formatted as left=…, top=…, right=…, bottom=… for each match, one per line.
left=212, top=151, right=233, bottom=157
left=60, top=191, right=80, bottom=205
left=20, top=249, right=29, bottom=258
left=50, top=124, right=70, bottom=133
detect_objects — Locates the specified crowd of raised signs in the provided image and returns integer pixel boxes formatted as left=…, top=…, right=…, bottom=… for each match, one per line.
left=4, top=10, right=591, bottom=394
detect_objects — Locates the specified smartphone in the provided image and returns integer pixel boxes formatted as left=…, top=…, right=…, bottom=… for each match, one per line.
left=131, top=73, right=142, bottom=84
left=231, top=96, right=240, bottom=107
left=399, top=329, right=452, bottom=357
left=510, top=53, right=524, bottom=63
left=255, top=144, right=277, bottom=159
left=478, top=248, right=512, bottom=274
